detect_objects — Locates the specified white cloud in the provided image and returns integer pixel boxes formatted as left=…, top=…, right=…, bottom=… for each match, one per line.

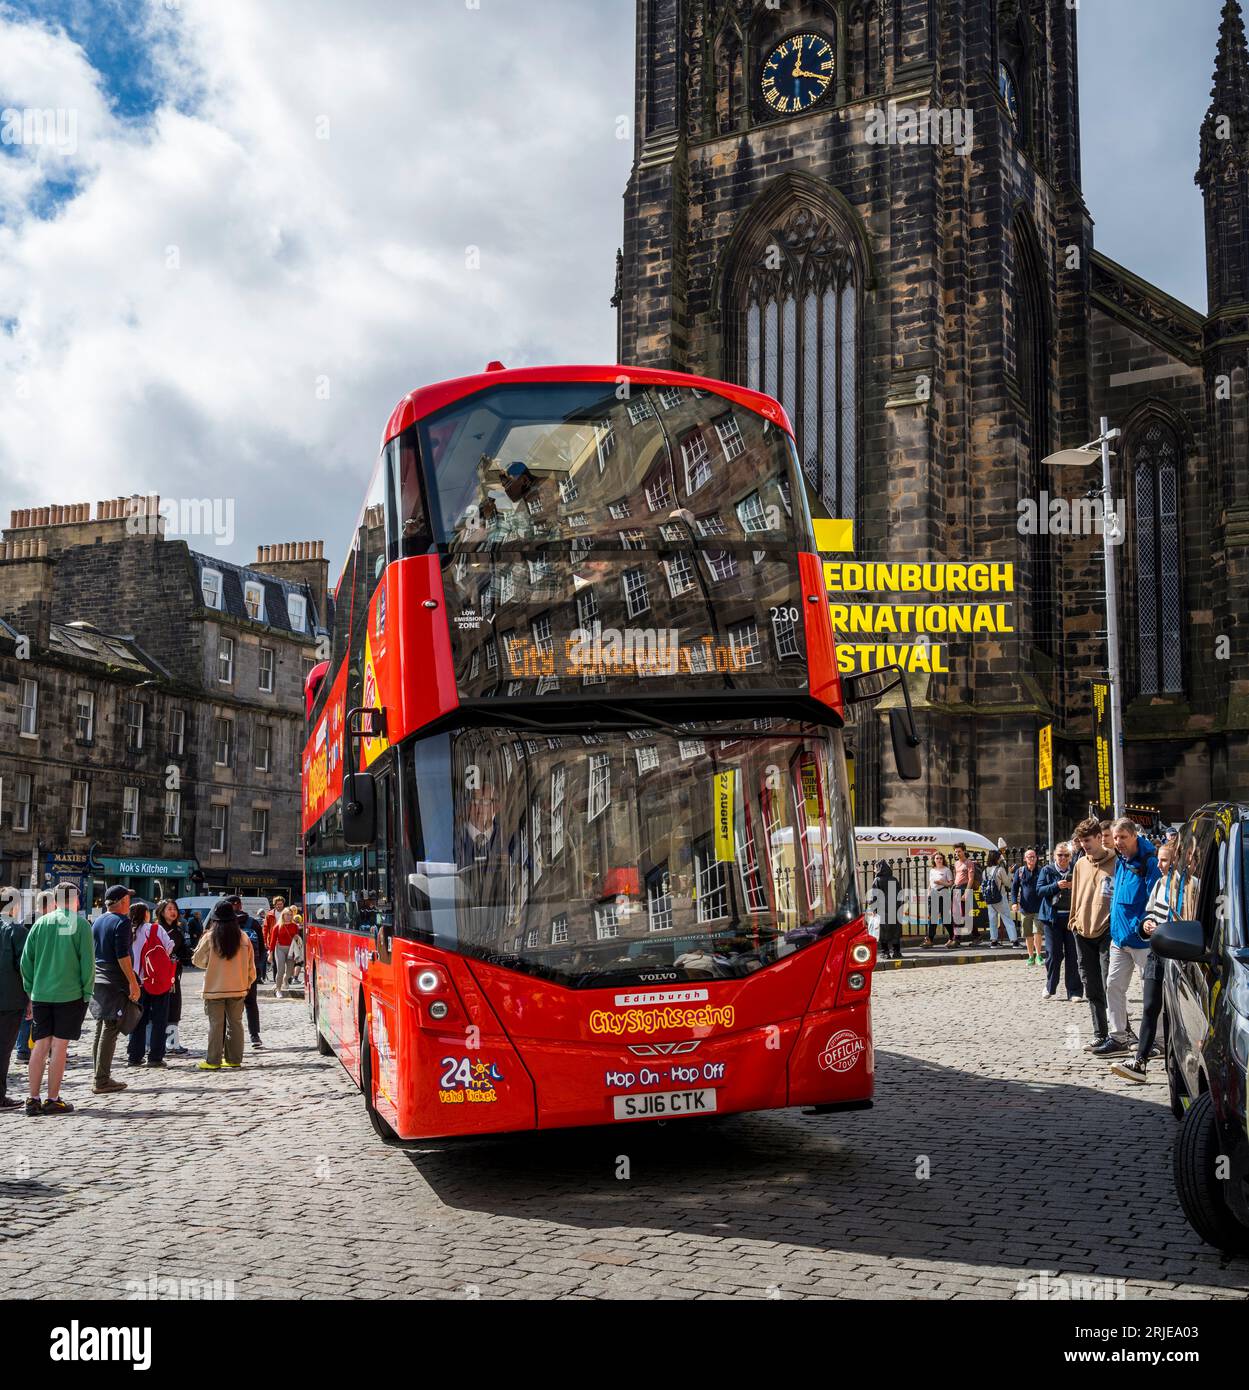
left=0, top=0, right=634, bottom=569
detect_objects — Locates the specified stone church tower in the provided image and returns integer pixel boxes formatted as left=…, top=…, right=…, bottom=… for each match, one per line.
left=617, top=0, right=1249, bottom=841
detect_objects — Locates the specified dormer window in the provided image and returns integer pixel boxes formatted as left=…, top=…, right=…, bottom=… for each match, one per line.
left=244, top=581, right=265, bottom=622
left=287, top=593, right=307, bottom=632
left=201, top=568, right=223, bottom=610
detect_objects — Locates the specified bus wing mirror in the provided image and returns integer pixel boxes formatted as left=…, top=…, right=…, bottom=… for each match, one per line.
left=845, top=669, right=894, bottom=705
left=846, top=664, right=924, bottom=782
left=889, top=708, right=923, bottom=782
left=343, top=772, right=377, bottom=846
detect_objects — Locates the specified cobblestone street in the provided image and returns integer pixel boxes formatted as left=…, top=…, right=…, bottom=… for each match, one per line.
left=3, top=962, right=1248, bottom=1300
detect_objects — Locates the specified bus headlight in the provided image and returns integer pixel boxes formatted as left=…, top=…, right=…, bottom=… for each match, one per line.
left=428, top=1000, right=449, bottom=1020
left=847, top=972, right=866, bottom=991
left=850, top=943, right=873, bottom=966
left=416, top=970, right=440, bottom=993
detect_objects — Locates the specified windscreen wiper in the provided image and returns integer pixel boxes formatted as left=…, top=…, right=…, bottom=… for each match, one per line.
left=586, top=702, right=802, bottom=741
left=465, top=703, right=806, bottom=742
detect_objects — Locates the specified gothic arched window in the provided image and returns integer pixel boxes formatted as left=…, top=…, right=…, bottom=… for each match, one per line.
left=1013, top=215, right=1054, bottom=659
left=847, top=2, right=879, bottom=100
left=713, top=24, right=743, bottom=136
left=732, top=204, right=860, bottom=519
left=1130, top=419, right=1184, bottom=695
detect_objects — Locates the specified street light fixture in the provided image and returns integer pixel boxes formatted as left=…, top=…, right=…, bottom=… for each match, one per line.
left=1043, top=417, right=1125, bottom=818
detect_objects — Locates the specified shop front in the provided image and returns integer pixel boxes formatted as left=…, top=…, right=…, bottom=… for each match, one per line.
left=93, top=855, right=199, bottom=912
left=197, top=867, right=303, bottom=907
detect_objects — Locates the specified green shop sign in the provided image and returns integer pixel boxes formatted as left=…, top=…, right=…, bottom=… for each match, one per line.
left=306, top=852, right=363, bottom=873
left=97, top=857, right=196, bottom=879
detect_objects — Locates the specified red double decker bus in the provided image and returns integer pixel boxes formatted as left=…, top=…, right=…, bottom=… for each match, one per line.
left=302, top=363, right=919, bottom=1141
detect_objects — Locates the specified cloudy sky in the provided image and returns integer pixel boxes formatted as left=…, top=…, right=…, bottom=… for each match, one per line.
left=0, top=0, right=1227, bottom=573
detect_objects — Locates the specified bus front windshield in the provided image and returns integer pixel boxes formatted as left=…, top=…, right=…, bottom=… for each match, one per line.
left=404, top=723, right=859, bottom=988
left=414, top=381, right=801, bottom=551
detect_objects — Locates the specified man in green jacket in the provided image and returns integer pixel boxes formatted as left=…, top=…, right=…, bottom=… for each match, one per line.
left=0, top=911, right=31, bottom=1109
left=20, top=883, right=94, bottom=1116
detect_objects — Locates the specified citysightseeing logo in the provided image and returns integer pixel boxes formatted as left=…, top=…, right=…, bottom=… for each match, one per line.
left=818, top=1029, right=865, bottom=1073
left=589, top=1005, right=736, bottom=1036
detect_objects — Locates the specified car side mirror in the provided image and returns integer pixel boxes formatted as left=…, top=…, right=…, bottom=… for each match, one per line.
left=1150, top=918, right=1207, bottom=964
left=343, top=772, right=377, bottom=847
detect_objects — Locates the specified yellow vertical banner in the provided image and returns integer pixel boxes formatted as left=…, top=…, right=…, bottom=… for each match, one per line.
left=800, top=759, right=821, bottom=820
left=714, top=771, right=736, bottom=862
left=1038, top=723, right=1053, bottom=792
left=1092, top=682, right=1112, bottom=810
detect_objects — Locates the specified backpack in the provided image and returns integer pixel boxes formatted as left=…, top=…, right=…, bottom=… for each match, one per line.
left=139, top=924, right=176, bottom=996
left=982, top=867, right=1002, bottom=904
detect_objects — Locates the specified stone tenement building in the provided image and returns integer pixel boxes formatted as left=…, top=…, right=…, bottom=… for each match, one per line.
left=0, top=499, right=328, bottom=907
left=617, top=0, right=1249, bottom=840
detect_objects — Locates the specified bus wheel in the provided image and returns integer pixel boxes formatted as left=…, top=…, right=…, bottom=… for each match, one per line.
left=359, top=1013, right=400, bottom=1145
left=1173, top=1092, right=1249, bottom=1255
left=310, top=969, right=334, bottom=1056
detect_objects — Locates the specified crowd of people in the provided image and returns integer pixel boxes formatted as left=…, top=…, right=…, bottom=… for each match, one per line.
left=0, top=886, right=305, bottom=1115
left=871, top=816, right=1172, bottom=1087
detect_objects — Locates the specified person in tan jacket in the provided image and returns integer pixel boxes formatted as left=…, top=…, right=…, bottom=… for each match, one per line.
left=192, top=902, right=257, bottom=1071
left=1069, top=816, right=1115, bottom=1050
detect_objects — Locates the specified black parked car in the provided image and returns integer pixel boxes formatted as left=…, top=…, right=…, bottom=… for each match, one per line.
left=1152, top=802, right=1249, bottom=1255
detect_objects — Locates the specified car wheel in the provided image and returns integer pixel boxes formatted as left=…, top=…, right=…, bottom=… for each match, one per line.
left=1162, top=1007, right=1185, bottom=1122
left=359, top=1011, right=399, bottom=1144
left=311, top=968, right=334, bottom=1056
left=1173, top=1091, right=1249, bottom=1255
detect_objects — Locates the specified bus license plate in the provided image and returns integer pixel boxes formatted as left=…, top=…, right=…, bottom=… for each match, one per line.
left=612, top=1088, right=717, bottom=1121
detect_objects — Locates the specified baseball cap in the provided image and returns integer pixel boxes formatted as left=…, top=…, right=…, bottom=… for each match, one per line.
left=105, top=884, right=131, bottom=905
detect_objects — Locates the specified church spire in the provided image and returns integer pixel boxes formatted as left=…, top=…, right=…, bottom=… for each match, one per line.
left=1198, top=0, right=1249, bottom=188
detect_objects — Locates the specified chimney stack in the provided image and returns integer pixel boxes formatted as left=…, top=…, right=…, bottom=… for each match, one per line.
left=2, top=496, right=162, bottom=553
left=251, top=539, right=330, bottom=632
left=0, top=536, right=54, bottom=646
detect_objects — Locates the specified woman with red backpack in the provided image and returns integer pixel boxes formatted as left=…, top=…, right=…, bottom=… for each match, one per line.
left=125, top=902, right=177, bottom=1070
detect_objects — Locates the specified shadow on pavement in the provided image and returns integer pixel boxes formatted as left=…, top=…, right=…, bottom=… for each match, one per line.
left=397, top=1049, right=1249, bottom=1293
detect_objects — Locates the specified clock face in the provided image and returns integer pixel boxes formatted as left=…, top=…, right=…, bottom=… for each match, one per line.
left=760, top=32, right=835, bottom=117
left=998, top=62, right=1020, bottom=126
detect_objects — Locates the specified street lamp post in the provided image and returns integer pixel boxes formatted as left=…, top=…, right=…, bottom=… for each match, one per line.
left=1097, top=418, right=1127, bottom=819
left=1043, top=418, right=1126, bottom=820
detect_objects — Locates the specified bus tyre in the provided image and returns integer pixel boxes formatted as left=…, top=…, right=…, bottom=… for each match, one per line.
left=311, top=970, right=334, bottom=1056
left=360, top=1015, right=400, bottom=1145
left=1162, top=1009, right=1184, bottom=1122
left=1173, top=1092, right=1249, bottom=1256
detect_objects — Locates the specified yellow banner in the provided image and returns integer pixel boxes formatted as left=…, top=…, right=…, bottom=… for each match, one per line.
left=812, top=518, right=854, bottom=554
left=1092, top=682, right=1112, bottom=808
left=1038, top=723, right=1053, bottom=792
left=360, top=631, right=390, bottom=769
left=714, top=772, right=736, bottom=862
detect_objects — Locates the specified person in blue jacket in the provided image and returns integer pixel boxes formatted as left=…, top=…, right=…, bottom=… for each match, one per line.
left=1037, top=842, right=1083, bottom=1003
left=1010, top=849, right=1046, bottom=966
left=1092, top=819, right=1161, bottom=1058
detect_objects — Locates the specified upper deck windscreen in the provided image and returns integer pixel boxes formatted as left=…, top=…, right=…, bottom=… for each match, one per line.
left=409, top=381, right=814, bottom=701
